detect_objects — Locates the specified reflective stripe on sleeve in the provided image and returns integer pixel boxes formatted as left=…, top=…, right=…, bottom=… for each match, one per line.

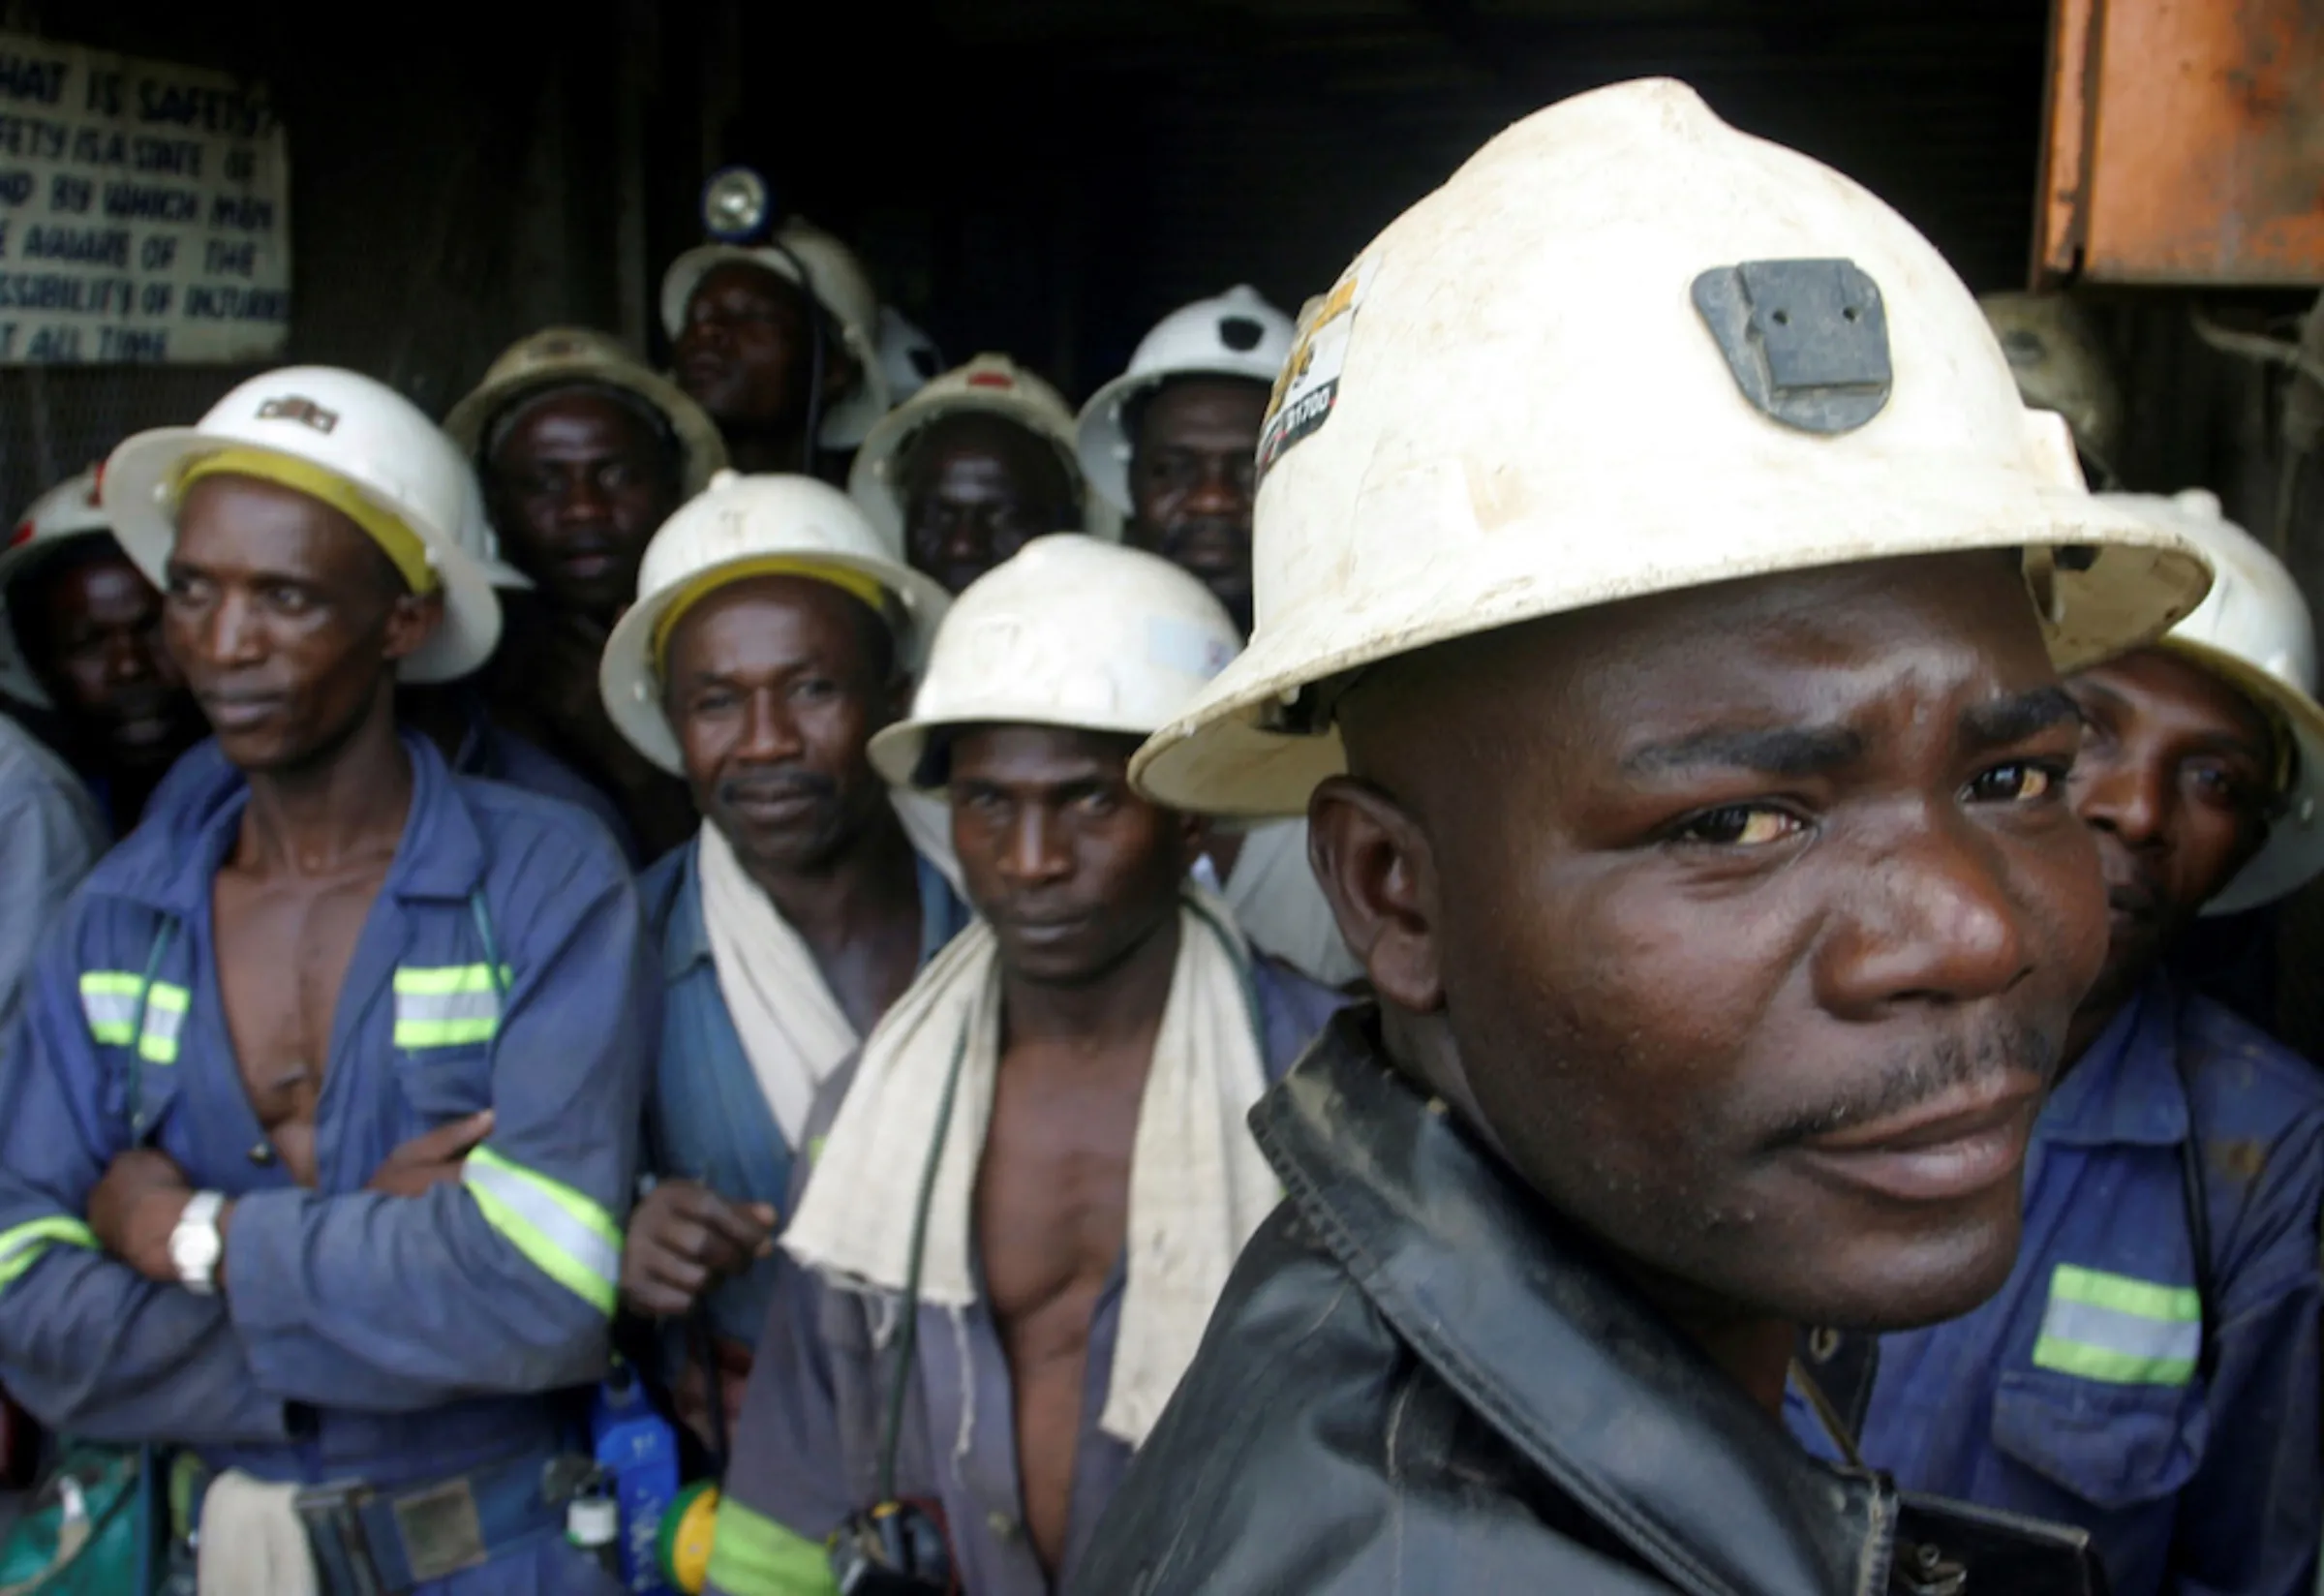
left=705, top=1498, right=841, bottom=1596
left=0, top=1215, right=98, bottom=1291
left=461, top=1146, right=621, bottom=1315
left=392, top=964, right=510, bottom=1049
left=2032, top=1263, right=2201, bottom=1386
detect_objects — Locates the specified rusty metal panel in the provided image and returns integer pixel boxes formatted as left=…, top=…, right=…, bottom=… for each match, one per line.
left=2037, top=0, right=2324, bottom=287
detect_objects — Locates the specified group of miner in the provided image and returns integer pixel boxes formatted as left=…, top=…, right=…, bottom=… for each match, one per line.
left=0, top=77, right=2317, bottom=1596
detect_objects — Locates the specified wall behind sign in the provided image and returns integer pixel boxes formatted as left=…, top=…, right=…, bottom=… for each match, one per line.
left=0, top=30, right=290, bottom=366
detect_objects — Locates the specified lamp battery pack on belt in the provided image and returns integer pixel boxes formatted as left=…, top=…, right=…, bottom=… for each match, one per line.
left=115, top=894, right=596, bottom=1595
left=825, top=1031, right=971, bottom=1596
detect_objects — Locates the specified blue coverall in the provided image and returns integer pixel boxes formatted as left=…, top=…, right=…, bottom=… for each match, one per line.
left=0, top=735, right=655, bottom=1593
left=1789, top=973, right=2324, bottom=1596
left=638, top=831, right=970, bottom=1353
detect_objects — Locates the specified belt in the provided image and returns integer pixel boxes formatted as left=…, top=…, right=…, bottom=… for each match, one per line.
left=290, top=1451, right=593, bottom=1595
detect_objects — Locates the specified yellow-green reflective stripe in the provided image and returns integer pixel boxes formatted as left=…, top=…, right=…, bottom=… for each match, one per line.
left=2034, top=1335, right=2196, bottom=1386
left=462, top=1147, right=621, bottom=1315
left=2034, top=1263, right=2202, bottom=1386
left=138, top=984, right=189, bottom=1063
left=79, top=971, right=140, bottom=1043
left=705, top=1499, right=839, bottom=1596
left=2051, top=1263, right=2200, bottom=1323
left=0, top=1216, right=97, bottom=1290
left=394, top=1017, right=499, bottom=1048
left=78, top=973, right=188, bottom=1059
left=392, top=965, right=510, bottom=996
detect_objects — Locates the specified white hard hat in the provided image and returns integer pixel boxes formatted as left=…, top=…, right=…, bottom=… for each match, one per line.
left=1131, top=78, right=2211, bottom=817
left=848, top=353, right=1117, bottom=558
left=1981, top=292, right=2125, bottom=483
left=452, top=466, right=534, bottom=593
left=443, top=325, right=728, bottom=498
left=871, top=535, right=1239, bottom=790
left=1, top=470, right=114, bottom=707
left=2099, top=489, right=2324, bottom=914
left=877, top=307, right=945, bottom=406
left=103, top=367, right=503, bottom=685
left=659, top=218, right=892, bottom=449
left=1076, top=286, right=1296, bottom=514
left=600, top=470, right=951, bottom=774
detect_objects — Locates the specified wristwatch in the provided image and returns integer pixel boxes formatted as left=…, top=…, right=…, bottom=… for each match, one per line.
left=168, top=1191, right=226, bottom=1296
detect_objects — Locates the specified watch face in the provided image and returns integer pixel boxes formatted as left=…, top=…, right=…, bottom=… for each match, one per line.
left=170, top=1195, right=223, bottom=1289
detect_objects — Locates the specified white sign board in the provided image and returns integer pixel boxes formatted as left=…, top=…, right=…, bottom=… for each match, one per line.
left=0, top=33, right=290, bottom=365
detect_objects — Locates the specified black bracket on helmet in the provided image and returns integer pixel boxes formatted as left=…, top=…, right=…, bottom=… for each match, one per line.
left=1692, top=259, right=1892, bottom=435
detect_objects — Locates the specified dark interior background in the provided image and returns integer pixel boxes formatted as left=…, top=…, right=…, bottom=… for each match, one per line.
left=6, top=0, right=2055, bottom=506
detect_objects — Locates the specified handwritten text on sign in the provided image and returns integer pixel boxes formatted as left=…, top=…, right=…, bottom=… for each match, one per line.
left=0, top=33, right=290, bottom=365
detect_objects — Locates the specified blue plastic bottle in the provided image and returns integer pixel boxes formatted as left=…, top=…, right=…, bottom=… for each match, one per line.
left=590, top=1364, right=680, bottom=1594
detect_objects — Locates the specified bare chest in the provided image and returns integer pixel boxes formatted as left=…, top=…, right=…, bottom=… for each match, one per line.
left=210, top=863, right=389, bottom=1184
left=973, top=1043, right=1150, bottom=1336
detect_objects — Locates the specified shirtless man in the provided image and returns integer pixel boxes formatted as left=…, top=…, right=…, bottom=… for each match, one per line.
left=0, top=368, right=651, bottom=1595
left=705, top=537, right=1343, bottom=1596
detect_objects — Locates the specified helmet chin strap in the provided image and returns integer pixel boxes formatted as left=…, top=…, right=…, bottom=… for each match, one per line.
left=761, top=239, right=828, bottom=474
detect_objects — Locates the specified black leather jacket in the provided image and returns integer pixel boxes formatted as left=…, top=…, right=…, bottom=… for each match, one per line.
left=1076, top=1009, right=2104, bottom=1595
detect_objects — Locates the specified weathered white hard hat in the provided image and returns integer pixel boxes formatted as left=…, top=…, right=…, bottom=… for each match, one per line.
left=659, top=218, right=893, bottom=449
left=1981, top=292, right=2126, bottom=483
left=878, top=307, right=945, bottom=407
left=1, top=470, right=114, bottom=707
left=871, top=535, right=1240, bottom=790
left=2099, top=489, right=2324, bottom=914
left=600, top=470, right=951, bottom=774
left=103, top=367, right=503, bottom=685
left=442, top=325, right=728, bottom=497
left=1076, top=286, right=1296, bottom=514
left=1130, top=78, right=2211, bottom=817
left=848, top=353, right=1117, bottom=557
left=451, top=466, right=534, bottom=593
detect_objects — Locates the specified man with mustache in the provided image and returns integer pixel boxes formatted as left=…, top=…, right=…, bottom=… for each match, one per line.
left=1074, top=79, right=2213, bottom=1593
left=0, top=367, right=652, bottom=1592
left=446, top=327, right=729, bottom=860
left=597, top=472, right=967, bottom=1448
left=662, top=220, right=890, bottom=480
left=1080, top=291, right=1361, bottom=988
left=1792, top=489, right=2324, bottom=1596
left=702, top=536, right=1343, bottom=1596
left=2, top=469, right=204, bottom=833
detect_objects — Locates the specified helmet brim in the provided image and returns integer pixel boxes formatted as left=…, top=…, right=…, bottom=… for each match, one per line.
left=102, top=428, right=504, bottom=686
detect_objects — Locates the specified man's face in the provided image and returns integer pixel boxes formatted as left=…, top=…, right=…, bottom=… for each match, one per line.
left=901, top=414, right=1076, bottom=595
left=665, top=575, right=900, bottom=875
left=164, top=475, right=436, bottom=773
left=1321, top=552, right=2106, bottom=1333
left=674, top=262, right=824, bottom=435
left=1125, top=379, right=1269, bottom=635
left=950, top=724, right=1196, bottom=986
left=17, top=543, right=195, bottom=770
left=485, top=389, right=684, bottom=622
left=2065, top=646, right=2275, bottom=1018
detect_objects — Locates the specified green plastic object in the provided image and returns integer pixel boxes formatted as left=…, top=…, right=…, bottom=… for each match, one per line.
left=0, top=1444, right=148, bottom=1595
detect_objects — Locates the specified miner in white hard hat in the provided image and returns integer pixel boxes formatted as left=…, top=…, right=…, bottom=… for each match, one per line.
left=446, top=326, right=727, bottom=859
left=848, top=353, right=1103, bottom=597
left=0, top=366, right=653, bottom=1593
left=1, top=469, right=202, bottom=832
left=1798, top=489, right=2324, bottom=1596
left=1077, top=284, right=1293, bottom=639
left=1080, top=292, right=1360, bottom=989
left=707, top=537, right=1344, bottom=1596
left=597, top=471, right=969, bottom=1448
left=1078, top=78, right=2210, bottom=1594
left=663, top=218, right=890, bottom=478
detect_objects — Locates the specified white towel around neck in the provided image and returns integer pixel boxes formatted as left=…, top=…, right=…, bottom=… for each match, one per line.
left=781, top=884, right=1279, bottom=1446
left=696, top=819, right=865, bottom=1147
